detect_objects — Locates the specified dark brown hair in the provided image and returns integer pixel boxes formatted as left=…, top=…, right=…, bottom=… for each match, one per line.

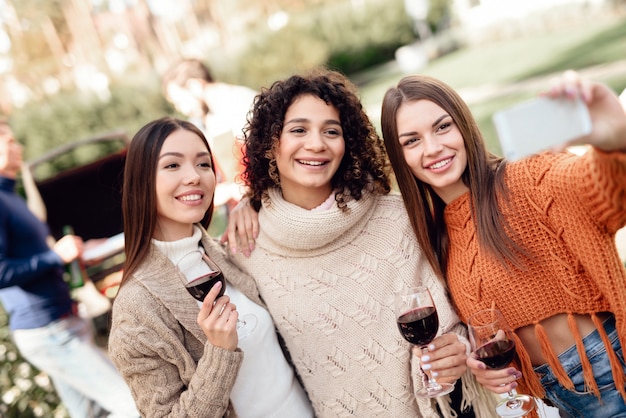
left=121, top=116, right=215, bottom=281
left=380, top=75, right=523, bottom=277
left=242, top=68, right=391, bottom=211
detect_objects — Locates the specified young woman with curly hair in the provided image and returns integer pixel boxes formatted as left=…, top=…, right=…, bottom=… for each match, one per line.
left=222, top=69, right=498, bottom=418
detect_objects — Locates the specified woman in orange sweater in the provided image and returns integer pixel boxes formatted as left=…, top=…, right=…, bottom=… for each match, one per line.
left=380, top=71, right=626, bottom=418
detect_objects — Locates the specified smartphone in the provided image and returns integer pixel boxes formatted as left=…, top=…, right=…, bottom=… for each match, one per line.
left=492, top=96, right=592, bottom=161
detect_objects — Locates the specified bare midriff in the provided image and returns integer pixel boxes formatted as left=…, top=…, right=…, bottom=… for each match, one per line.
left=516, top=312, right=612, bottom=367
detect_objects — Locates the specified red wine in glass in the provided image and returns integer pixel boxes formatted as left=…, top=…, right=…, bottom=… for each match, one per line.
left=177, top=250, right=257, bottom=339
left=394, top=286, right=455, bottom=398
left=475, top=339, right=516, bottom=370
left=185, top=270, right=225, bottom=302
left=397, top=306, right=439, bottom=346
left=468, top=308, right=535, bottom=417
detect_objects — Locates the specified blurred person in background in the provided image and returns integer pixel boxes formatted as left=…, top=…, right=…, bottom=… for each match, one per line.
left=162, top=58, right=257, bottom=210
left=0, top=120, right=139, bottom=418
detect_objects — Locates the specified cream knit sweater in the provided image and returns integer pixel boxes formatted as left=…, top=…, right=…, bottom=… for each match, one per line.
left=230, top=188, right=497, bottom=417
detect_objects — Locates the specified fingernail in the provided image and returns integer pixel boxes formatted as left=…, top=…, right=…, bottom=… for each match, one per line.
left=421, top=355, right=430, bottom=362
left=422, top=363, right=431, bottom=371
left=431, top=371, right=439, bottom=377
left=428, top=344, right=435, bottom=351
left=511, top=382, right=518, bottom=389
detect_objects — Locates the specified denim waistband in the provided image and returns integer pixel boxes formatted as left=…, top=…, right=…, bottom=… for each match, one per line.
left=534, top=314, right=616, bottom=375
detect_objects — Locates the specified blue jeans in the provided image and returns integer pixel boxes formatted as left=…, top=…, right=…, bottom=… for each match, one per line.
left=12, top=316, right=139, bottom=418
left=534, top=316, right=626, bottom=418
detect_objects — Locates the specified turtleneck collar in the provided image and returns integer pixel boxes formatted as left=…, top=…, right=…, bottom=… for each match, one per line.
left=256, top=187, right=378, bottom=256
left=152, top=225, right=203, bottom=266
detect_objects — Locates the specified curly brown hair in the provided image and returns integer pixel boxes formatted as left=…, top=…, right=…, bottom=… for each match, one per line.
left=242, top=68, right=391, bottom=211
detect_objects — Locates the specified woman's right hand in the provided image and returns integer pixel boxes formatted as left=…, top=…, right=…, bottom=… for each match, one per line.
left=197, top=281, right=238, bottom=351
left=466, top=354, right=522, bottom=394
left=545, top=70, right=626, bottom=152
left=219, top=197, right=259, bottom=257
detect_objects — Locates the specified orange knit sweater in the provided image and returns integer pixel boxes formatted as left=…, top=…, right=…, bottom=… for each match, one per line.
left=445, top=149, right=626, bottom=408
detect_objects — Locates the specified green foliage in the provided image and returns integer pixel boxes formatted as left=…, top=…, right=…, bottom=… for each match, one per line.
left=427, top=0, right=453, bottom=32
left=10, top=79, right=173, bottom=175
left=322, top=1, right=416, bottom=74
left=0, top=304, right=68, bottom=418
left=219, top=0, right=417, bottom=88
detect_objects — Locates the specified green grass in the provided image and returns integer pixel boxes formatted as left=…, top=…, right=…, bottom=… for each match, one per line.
left=358, top=13, right=626, bottom=153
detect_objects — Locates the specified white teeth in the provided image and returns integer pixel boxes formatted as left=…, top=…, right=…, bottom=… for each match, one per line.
left=179, top=194, right=201, bottom=201
left=429, top=158, right=451, bottom=170
left=299, top=160, right=325, bottom=166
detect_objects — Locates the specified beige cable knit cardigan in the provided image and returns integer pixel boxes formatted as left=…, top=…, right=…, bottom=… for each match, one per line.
left=109, top=231, right=264, bottom=418
left=229, top=188, right=497, bottom=417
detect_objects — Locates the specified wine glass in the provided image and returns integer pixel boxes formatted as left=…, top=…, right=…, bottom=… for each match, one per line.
left=467, top=308, right=535, bottom=417
left=395, top=286, right=455, bottom=398
left=176, top=250, right=257, bottom=339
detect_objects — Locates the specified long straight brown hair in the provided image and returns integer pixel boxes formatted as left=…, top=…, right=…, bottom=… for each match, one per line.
left=121, top=117, right=215, bottom=282
left=380, top=75, right=524, bottom=278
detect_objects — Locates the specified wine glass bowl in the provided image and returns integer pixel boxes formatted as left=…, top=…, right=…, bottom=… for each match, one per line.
left=468, top=308, right=535, bottom=417
left=397, top=305, right=438, bottom=346
left=176, top=251, right=225, bottom=302
left=394, top=286, right=455, bottom=398
left=176, top=250, right=257, bottom=339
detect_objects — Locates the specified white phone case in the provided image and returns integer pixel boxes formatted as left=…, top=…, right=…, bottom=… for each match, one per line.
left=492, top=96, right=592, bottom=161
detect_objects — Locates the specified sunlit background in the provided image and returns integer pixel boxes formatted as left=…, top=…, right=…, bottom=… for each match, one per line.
left=1, top=0, right=625, bottom=161
left=1, top=1, right=626, bottom=416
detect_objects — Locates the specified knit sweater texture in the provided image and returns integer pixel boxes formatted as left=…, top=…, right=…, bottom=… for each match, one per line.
left=446, top=149, right=626, bottom=406
left=230, top=187, right=498, bottom=417
left=109, top=230, right=263, bottom=418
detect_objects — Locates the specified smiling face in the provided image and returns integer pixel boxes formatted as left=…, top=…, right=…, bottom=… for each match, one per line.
left=396, top=99, right=469, bottom=203
left=274, top=94, right=346, bottom=209
left=154, top=128, right=216, bottom=241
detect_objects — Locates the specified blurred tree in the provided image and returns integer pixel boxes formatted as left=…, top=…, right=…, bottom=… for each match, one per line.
left=3, top=0, right=71, bottom=98
left=427, top=0, right=452, bottom=33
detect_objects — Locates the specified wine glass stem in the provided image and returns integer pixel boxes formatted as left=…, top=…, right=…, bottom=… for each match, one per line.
left=421, top=346, right=442, bottom=391
left=506, top=390, right=523, bottom=409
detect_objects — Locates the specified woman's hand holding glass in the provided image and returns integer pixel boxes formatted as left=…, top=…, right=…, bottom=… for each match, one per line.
left=467, top=308, right=534, bottom=417
left=414, top=333, right=468, bottom=386
left=177, top=250, right=239, bottom=350
left=466, top=350, right=522, bottom=393
left=196, top=280, right=239, bottom=351
left=395, top=286, right=455, bottom=397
